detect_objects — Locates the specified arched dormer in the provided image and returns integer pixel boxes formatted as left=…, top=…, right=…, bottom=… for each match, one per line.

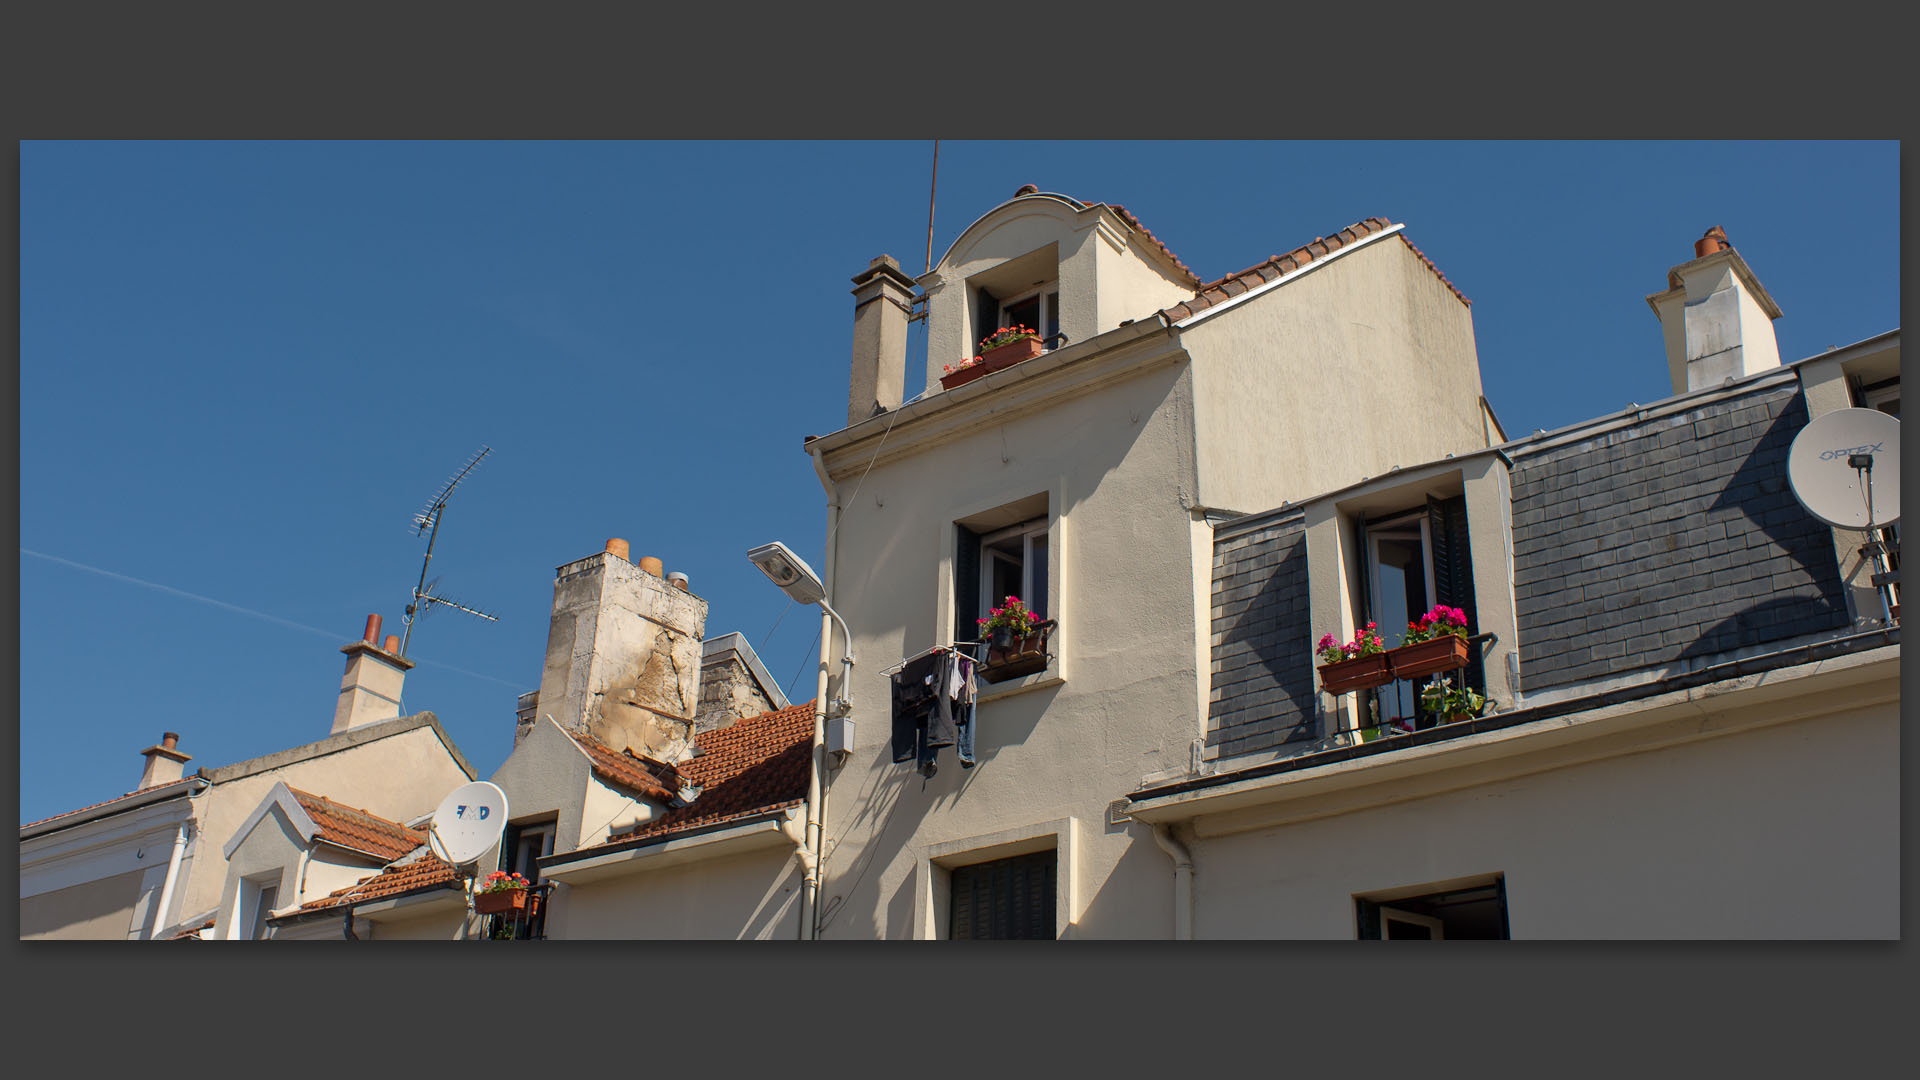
left=919, top=188, right=1200, bottom=391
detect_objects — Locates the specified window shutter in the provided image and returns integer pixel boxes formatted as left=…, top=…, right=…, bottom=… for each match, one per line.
left=974, top=287, right=998, bottom=350
left=1427, top=494, right=1483, bottom=695
left=949, top=850, right=1057, bottom=939
left=955, top=524, right=981, bottom=645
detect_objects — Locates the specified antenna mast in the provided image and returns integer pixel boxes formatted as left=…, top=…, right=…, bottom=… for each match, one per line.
left=400, top=446, right=499, bottom=657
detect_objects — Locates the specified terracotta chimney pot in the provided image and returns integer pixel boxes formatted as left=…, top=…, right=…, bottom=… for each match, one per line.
left=605, top=538, right=630, bottom=562
left=362, top=613, right=383, bottom=644
left=1695, top=226, right=1729, bottom=258
left=638, top=556, right=665, bottom=578
left=384, top=635, right=401, bottom=654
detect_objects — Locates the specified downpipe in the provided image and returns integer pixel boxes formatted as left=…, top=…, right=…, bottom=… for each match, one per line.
left=1149, top=823, right=1194, bottom=941
left=148, top=822, right=191, bottom=940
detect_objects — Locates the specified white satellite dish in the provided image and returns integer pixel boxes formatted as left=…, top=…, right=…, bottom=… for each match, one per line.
left=1787, top=408, right=1900, bottom=529
left=426, top=780, right=509, bottom=866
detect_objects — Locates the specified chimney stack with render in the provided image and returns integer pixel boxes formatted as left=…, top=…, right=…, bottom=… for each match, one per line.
left=331, top=614, right=415, bottom=734
left=848, top=254, right=917, bottom=426
left=1647, top=226, right=1785, bottom=396
left=528, top=538, right=708, bottom=761
left=137, top=731, right=192, bottom=790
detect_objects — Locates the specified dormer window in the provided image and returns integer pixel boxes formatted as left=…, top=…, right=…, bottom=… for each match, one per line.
left=997, top=285, right=1060, bottom=347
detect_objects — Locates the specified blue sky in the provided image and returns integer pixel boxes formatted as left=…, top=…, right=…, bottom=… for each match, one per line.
left=18, top=140, right=1899, bottom=824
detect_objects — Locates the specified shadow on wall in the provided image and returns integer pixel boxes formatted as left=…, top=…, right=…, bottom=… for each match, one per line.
left=1208, top=530, right=1318, bottom=757
left=1670, top=400, right=1851, bottom=666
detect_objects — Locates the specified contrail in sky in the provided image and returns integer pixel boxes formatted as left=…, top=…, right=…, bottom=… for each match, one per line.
left=21, top=548, right=523, bottom=689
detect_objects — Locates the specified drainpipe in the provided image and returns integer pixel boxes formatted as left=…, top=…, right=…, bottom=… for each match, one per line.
left=804, top=440, right=845, bottom=941
left=779, top=810, right=816, bottom=940
left=148, top=822, right=191, bottom=940
left=1148, top=823, right=1194, bottom=940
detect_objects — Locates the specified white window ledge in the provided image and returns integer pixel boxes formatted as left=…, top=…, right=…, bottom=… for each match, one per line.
left=977, top=669, right=1064, bottom=702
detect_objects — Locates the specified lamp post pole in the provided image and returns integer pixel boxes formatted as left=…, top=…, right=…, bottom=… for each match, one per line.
left=800, top=601, right=850, bottom=940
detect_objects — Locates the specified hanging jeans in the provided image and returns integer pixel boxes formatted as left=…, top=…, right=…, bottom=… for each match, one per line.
left=892, top=651, right=966, bottom=776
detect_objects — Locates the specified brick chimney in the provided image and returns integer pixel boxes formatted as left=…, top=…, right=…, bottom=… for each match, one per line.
left=331, top=614, right=415, bottom=734
left=1647, top=226, right=1784, bottom=395
left=137, top=731, right=192, bottom=790
left=532, top=538, right=708, bottom=763
left=848, top=254, right=917, bottom=426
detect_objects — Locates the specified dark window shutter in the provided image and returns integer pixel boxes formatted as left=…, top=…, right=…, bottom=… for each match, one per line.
left=974, top=287, right=998, bottom=351
left=1427, top=494, right=1483, bottom=695
left=955, top=524, right=981, bottom=645
left=949, top=850, right=1057, bottom=939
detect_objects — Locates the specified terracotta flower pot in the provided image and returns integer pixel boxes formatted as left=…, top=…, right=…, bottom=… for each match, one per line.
left=1318, top=653, right=1392, bottom=695
left=939, top=337, right=1044, bottom=391
left=475, top=888, right=530, bottom=916
left=1387, top=634, right=1470, bottom=680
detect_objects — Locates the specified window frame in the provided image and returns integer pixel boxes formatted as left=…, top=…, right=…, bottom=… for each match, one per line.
left=995, top=282, right=1061, bottom=345
left=978, top=516, right=1050, bottom=625
left=943, top=483, right=1067, bottom=699
left=915, top=817, right=1079, bottom=940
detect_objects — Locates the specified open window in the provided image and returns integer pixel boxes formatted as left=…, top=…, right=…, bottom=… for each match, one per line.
left=1356, top=875, right=1509, bottom=939
left=968, top=245, right=1063, bottom=356
left=1358, top=495, right=1481, bottom=728
left=493, top=818, right=555, bottom=940
left=954, top=493, right=1055, bottom=684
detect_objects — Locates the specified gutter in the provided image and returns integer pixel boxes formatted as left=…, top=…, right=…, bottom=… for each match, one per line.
left=21, top=776, right=208, bottom=841
left=1130, top=624, right=1899, bottom=812
left=538, top=807, right=802, bottom=881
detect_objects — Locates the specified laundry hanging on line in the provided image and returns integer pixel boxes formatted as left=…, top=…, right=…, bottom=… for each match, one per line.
left=890, top=647, right=976, bottom=777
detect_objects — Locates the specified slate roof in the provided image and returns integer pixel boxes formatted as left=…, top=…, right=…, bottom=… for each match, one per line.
left=298, top=853, right=460, bottom=911
left=609, top=700, right=813, bottom=843
left=287, top=788, right=425, bottom=862
left=1157, top=217, right=1470, bottom=323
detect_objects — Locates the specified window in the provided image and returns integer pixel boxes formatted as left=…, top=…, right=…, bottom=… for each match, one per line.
left=953, top=493, right=1052, bottom=650
left=1356, top=875, right=1509, bottom=940
left=233, top=874, right=281, bottom=940
left=997, top=285, right=1060, bottom=345
left=494, top=820, right=554, bottom=940
left=248, top=883, right=278, bottom=940
left=980, top=518, right=1049, bottom=628
left=1361, top=497, right=1480, bottom=726
left=949, top=849, right=1057, bottom=940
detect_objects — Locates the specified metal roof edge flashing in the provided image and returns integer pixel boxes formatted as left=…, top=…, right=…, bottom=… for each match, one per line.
left=1212, top=504, right=1309, bottom=542
left=1172, top=223, right=1405, bottom=330
left=1498, top=366, right=1802, bottom=461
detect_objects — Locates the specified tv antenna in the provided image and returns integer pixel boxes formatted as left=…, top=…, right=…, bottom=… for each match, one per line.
left=400, top=446, right=499, bottom=657
left=1787, top=408, right=1901, bottom=624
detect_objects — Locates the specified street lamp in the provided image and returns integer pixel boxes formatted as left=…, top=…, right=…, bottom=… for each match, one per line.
left=747, top=541, right=852, bottom=940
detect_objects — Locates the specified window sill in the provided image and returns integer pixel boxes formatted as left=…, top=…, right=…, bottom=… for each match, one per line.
left=976, top=668, right=1063, bottom=702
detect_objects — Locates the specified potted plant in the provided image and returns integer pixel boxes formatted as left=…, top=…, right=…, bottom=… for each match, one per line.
left=976, top=596, right=1055, bottom=684
left=474, top=870, right=532, bottom=916
left=1387, top=604, right=1472, bottom=680
left=1419, top=682, right=1487, bottom=725
left=939, top=325, right=1045, bottom=391
left=1316, top=622, right=1391, bottom=694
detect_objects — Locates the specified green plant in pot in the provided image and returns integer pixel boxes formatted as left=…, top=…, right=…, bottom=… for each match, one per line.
left=1419, top=682, right=1487, bottom=724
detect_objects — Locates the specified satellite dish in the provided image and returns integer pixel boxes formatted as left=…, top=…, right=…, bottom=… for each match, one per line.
left=426, top=781, right=509, bottom=866
left=1787, top=408, right=1900, bottom=529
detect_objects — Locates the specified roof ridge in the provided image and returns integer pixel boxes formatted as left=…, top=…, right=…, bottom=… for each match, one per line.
left=1157, top=216, right=1469, bottom=324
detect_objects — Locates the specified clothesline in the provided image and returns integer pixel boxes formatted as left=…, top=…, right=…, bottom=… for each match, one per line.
left=879, top=639, right=988, bottom=678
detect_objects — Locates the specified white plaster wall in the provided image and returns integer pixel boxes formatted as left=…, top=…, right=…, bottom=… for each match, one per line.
left=211, top=808, right=304, bottom=939
left=816, top=362, right=1205, bottom=939
left=19, top=869, right=149, bottom=940
left=1188, top=702, right=1898, bottom=938
left=176, top=725, right=471, bottom=921
left=553, top=847, right=803, bottom=940
left=1181, top=237, right=1487, bottom=513
left=365, top=904, right=470, bottom=940
left=484, top=717, right=662, bottom=858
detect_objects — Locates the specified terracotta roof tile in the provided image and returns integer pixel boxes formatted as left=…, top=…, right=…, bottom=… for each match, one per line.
left=287, top=788, right=425, bottom=862
left=1104, top=203, right=1202, bottom=287
left=607, top=701, right=813, bottom=844
left=1156, top=217, right=1470, bottom=323
left=20, top=776, right=200, bottom=831
left=168, top=917, right=216, bottom=940
left=571, top=734, right=682, bottom=804
left=299, top=853, right=461, bottom=911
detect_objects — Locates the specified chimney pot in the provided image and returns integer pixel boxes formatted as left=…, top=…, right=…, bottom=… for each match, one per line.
left=667, top=571, right=690, bottom=592
left=638, top=556, right=665, bottom=578
left=1014, top=184, right=1039, bottom=196
left=162, top=732, right=179, bottom=750
left=362, top=613, right=383, bottom=644
left=606, top=538, right=630, bottom=562
left=1694, top=226, right=1729, bottom=258
left=384, top=635, right=401, bottom=654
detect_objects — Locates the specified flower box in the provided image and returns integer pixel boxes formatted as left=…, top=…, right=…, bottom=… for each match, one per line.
left=1387, top=635, right=1471, bottom=680
left=939, top=337, right=1045, bottom=391
left=1317, top=653, right=1393, bottom=695
left=979, top=621, right=1055, bottom=684
left=475, top=888, right=530, bottom=916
